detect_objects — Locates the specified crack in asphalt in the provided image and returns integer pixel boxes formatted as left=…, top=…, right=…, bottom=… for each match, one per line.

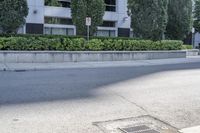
left=114, top=93, right=149, bottom=115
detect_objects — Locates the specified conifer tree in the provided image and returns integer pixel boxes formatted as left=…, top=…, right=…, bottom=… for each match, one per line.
left=194, top=0, right=200, bottom=32
left=0, top=0, right=28, bottom=33
left=71, top=0, right=105, bottom=36
left=128, top=0, right=168, bottom=40
left=166, top=0, right=193, bottom=40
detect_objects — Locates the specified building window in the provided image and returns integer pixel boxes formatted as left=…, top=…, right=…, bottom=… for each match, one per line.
left=59, top=1, right=71, bottom=8
left=100, top=21, right=116, bottom=27
left=104, top=0, right=116, bottom=12
left=45, top=0, right=71, bottom=8
left=44, top=17, right=73, bottom=25
left=44, top=27, right=74, bottom=36
left=45, top=0, right=61, bottom=6
left=95, top=30, right=116, bottom=37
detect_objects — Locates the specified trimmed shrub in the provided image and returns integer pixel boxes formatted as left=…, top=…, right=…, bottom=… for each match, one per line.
left=159, top=40, right=183, bottom=50
left=182, top=45, right=192, bottom=50
left=0, top=35, right=183, bottom=51
left=86, top=39, right=104, bottom=51
left=68, top=38, right=85, bottom=51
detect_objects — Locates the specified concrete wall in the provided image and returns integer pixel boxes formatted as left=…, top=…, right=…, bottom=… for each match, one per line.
left=185, top=49, right=199, bottom=56
left=195, top=32, right=200, bottom=47
left=116, top=0, right=130, bottom=29
left=0, top=51, right=186, bottom=63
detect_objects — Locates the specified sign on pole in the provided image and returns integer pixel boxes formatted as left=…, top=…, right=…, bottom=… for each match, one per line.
left=86, top=17, right=91, bottom=41
left=86, top=17, right=91, bottom=26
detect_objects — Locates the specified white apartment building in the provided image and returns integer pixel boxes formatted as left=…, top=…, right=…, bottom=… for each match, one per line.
left=23, top=0, right=131, bottom=37
left=194, top=32, right=200, bottom=47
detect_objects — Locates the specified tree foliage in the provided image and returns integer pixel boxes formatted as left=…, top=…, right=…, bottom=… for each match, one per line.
left=194, top=0, right=200, bottom=32
left=0, top=0, right=28, bottom=33
left=166, top=0, right=193, bottom=40
left=128, top=0, right=168, bottom=40
left=0, top=35, right=183, bottom=51
left=71, top=0, right=105, bottom=36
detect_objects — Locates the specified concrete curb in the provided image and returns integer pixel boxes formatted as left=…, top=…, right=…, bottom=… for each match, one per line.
left=0, top=50, right=186, bottom=63
left=184, top=49, right=199, bottom=56
left=1, top=57, right=200, bottom=72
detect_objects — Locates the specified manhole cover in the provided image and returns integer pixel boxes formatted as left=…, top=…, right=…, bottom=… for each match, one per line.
left=119, top=125, right=160, bottom=133
left=93, top=115, right=180, bottom=133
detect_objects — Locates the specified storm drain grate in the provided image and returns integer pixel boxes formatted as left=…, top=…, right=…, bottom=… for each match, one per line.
left=119, top=125, right=160, bottom=133
left=93, top=115, right=180, bottom=133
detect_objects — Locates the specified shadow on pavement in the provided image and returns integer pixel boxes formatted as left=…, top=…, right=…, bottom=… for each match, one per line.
left=0, top=62, right=200, bottom=106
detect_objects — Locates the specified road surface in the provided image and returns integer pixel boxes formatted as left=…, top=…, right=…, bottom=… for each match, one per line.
left=0, top=62, right=200, bottom=133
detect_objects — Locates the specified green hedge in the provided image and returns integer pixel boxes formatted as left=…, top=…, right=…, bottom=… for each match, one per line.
left=181, top=45, right=192, bottom=50
left=0, top=35, right=183, bottom=51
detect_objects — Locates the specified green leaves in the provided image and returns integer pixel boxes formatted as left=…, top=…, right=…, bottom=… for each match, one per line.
left=166, top=0, right=193, bottom=40
left=0, top=0, right=28, bottom=33
left=71, top=0, right=105, bottom=36
left=128, top=0, right=193, bottom=41
left=194, top=0, right=200, bottom=32
left=182, top=45, right=192, bottom=50
left=0, top=36, right=183, bottom=51
left=87, top=39, right=104, bottom=51
left=128, top=0, right=168, bottom=41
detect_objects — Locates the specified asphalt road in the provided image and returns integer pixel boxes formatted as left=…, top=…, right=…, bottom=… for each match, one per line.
left=0, top=62, right=200, bottom=133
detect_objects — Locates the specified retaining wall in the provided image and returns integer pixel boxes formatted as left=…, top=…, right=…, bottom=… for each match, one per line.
left=185, top=49, right=199, bottom=56
left=0, top=51, right=186, bottom=63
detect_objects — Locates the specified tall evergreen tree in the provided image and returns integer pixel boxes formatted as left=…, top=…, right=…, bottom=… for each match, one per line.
left=194, top=0, right=200, bottom=32
left=128, top=0, right=168, bottom=40
left=71, top=0, right=105, bottom=36
left=166, top=0, right=193, bottom=40
left=0, top=0, right=28, bottom=33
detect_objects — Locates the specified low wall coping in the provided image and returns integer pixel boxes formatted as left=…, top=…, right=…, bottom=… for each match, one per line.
left=0, top=50, right=187, bottom=63
left=0, top=50, right=186, bottom=54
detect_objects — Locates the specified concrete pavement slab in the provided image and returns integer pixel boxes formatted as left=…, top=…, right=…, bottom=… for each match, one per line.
left=180, top=126, right=200, bottom=133
left=106, top=67, right=200, bottom=129
left=0, top=94, right=145, bottom=133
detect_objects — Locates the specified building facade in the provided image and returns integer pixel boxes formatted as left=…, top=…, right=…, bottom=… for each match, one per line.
left=23, top=0, right=131, bottom=37
left=194, top=32, right=200, bottom=48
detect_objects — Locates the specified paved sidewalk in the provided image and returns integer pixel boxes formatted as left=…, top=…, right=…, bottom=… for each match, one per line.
left=0, top=56, right=200, bottom=71
left=180, top=126, right=200, bottom=133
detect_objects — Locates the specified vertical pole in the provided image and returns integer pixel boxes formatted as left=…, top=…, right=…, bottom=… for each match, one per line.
left=87, top=25, right=90, bottom=41
left=193, top=33, right=195, bottom=49
left=192, top=33, right=195, bottom=49
left=192, top=28, right=195, bottom=49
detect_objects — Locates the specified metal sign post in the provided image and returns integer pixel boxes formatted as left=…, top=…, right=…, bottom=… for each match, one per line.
left=192, top=27, right=195, bottom=49
left=86, top=17, right=91, bottom=41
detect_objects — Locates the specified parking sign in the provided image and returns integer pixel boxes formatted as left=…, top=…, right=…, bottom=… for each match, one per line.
left=86, top=17, right=91, bottom=26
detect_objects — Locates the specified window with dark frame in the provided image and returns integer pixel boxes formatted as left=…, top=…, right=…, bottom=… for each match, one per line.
left=45, top=0, right=71, bottom=8
left=104, top=0, right=116, bottom=12
left=100, top=21, right=116, bottom=27
left=44, top=27, right=74, bottom=35
left=44, top=17, right=73, bottom=25
left=59, top=1, right=71, bottom=8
